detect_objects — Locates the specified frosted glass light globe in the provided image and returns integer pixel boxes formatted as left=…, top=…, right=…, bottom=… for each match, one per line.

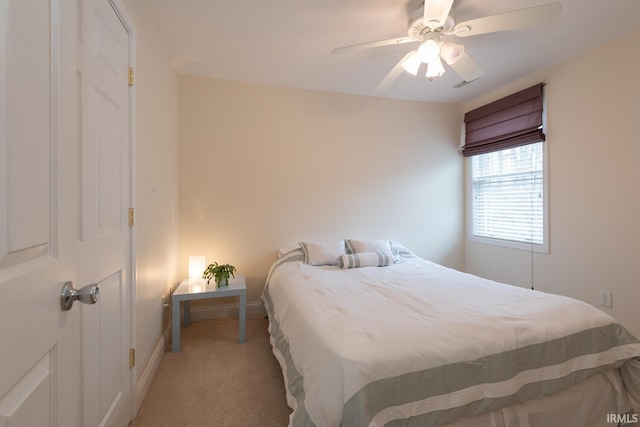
left=417, top=39, right=440, bottom=63
left=440, top=42, right=464, bottom=65
left=426, top=57, right=445, bottom=79
left=401, top=52, right=421, bottom=75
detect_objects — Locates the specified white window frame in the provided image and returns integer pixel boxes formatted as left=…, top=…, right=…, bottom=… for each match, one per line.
left=466, top=140, right=549, bottom=254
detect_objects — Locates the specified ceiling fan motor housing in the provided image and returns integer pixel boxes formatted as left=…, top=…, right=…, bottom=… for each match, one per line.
left=408, top=6, right=455, bottom=40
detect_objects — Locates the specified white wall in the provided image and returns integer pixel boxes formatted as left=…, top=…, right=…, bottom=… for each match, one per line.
left=122, top=0, right=179, bottom=407
left=464, top=29, right=640, bottom=338
left=178, top=76, right=465, bottom=305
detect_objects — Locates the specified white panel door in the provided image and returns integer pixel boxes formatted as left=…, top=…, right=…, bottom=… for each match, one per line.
left=0, top=0, right=133, bottom=426
left=0, top=1, right=80, bottom=426
left=77, top=0, right=132, bottom=426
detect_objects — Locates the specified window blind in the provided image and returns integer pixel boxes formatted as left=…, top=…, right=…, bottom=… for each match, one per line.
left=462, top=83, right=545, bottom=157
left=471, top=142, right=544, bottom=244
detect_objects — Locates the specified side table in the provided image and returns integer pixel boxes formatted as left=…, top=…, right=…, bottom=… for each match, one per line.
left=171, top=275, right=246, bottom=352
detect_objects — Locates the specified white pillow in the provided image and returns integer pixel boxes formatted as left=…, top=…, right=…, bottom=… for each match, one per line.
left=390, top=241, right=415, bottom=262
left=298, top=240, right=346, bottom=266
left=338, top=252, right=393, bottom=269
left=345, top=239, right=394, bottom=259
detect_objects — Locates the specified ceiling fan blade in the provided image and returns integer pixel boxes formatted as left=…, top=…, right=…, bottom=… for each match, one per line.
left=373, top=51, right=415, bottom=94
left=449, top=52, right=484, bottom=82
left=332, top=37, right=417, bottom=54
left=452, top=2, right=561, bottom=37
left=423, top=0, right=455, bottom=29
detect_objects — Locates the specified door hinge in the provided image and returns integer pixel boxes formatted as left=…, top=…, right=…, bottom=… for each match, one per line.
left=128, top=67, right=134, bottom=86
left=128, top=208, right=135, bottom=227
left=129, top=348, right=136, bottom=368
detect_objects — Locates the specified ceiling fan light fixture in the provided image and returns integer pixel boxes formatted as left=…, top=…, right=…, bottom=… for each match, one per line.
left=440, top=41, right=464, bottom=65
left=426, top=57, right=445, bottom=80
left=401, top=52, right=421, bottom=76
left=417, top=39, right=440, bottom=63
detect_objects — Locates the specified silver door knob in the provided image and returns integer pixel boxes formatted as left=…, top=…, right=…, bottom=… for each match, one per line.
left=60, top=281, right=100, bottom=311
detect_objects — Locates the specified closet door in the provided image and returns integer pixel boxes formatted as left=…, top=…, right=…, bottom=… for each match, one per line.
left=0, top=1, right=81, bottom=426
left=0, top=1, right=134, bottom=425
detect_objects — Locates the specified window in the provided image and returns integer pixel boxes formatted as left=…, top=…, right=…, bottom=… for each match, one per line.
left=462, top=83, right=548, bottom=252
left=469, top=141, right=548, bottom=252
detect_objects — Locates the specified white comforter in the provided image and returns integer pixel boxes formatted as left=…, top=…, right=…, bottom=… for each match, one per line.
left=262, top=250, right=640, bottom=427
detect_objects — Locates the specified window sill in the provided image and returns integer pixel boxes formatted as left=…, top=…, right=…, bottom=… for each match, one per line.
left=468, top=234, right=549, bottom=254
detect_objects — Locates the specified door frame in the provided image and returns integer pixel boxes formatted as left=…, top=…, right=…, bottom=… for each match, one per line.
left=102, top=0, right=138, bottom=420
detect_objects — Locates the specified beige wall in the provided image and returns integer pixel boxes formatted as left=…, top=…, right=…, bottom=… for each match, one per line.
left=178, top=76, right=465, bottom=305
left=123, top=0, right=179, bottom=390
left=464, top=29, right=640, bottom=337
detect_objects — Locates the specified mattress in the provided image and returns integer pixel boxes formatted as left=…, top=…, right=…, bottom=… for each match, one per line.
left=262, top=247, right=640, bottom=427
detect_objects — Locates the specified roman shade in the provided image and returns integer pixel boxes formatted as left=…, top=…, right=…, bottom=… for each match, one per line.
left=462, top=83, right=545, bottom=157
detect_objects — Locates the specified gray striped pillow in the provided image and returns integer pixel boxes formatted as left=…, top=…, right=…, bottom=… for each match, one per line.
left=345, top=239, right=394, bottom=259
left=337, top=252, right=393, bottom=269
left=298, top=240, right=346, bottom=266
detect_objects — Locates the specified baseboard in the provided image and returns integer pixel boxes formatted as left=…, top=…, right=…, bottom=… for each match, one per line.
left=187, top=300, right=266, bottom=321
left=135, top=324, right=170, bottom=414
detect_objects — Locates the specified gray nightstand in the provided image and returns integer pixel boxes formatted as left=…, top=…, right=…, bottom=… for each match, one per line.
left=171, top=275, right=246, bottom=352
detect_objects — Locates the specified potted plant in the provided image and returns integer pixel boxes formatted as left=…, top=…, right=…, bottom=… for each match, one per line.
left=202, top=262, right=237, bottom=288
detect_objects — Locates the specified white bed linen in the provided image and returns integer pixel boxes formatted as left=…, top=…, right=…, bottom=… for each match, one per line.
left=263, top=251, right=640, bottom=426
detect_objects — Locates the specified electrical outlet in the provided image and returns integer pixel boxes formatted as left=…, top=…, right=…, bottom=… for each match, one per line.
left=599, top=290, right=612, bottom=308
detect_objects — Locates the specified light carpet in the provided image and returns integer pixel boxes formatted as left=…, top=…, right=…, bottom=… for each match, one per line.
left=129, top=317, right=291, bottom=427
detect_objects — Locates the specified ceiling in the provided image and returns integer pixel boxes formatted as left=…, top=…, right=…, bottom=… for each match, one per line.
left=147, top=0, right=640, bottom=104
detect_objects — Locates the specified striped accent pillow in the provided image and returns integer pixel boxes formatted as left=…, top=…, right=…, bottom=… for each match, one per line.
left=299, top=240, right=346, bottom=266
left=338, top=252, right=393, bottom=269
left=345, top=239, right=394, bottom=259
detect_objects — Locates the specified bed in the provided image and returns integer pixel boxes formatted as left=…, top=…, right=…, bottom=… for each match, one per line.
left=261, top=240, right=640, bottom=427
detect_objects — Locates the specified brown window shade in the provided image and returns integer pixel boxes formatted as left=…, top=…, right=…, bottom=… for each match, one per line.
left=462, top=83, right=545, bottom=157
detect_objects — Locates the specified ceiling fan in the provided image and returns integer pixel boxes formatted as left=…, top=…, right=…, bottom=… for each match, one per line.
left=332, top=1, right=562, bottom=92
